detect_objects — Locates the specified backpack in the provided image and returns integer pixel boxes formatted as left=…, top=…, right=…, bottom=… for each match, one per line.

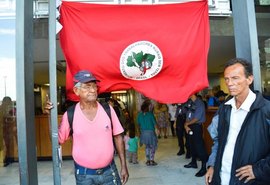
left=67, top=102, right=112, bottom=136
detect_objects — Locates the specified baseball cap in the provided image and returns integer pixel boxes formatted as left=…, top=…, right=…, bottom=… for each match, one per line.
left=73, top=70, right=100, bottom=84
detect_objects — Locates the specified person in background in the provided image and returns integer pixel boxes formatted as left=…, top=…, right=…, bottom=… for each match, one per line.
left=183, top=94, right=208, bottom=177
left=108, top=98, right=121, bottom=119
left=207, top=88, right=219, bottom=109
left=122, top=109, right=133, bottom=134
left=174, top=102, right=190, bottom=158
left=205, top=113, right=219, bottom=185
left=0, top=96, right=14, bottom=167
left=116, top=98, right=126, bottom=110
left=197, top=94, right=208, bottom=110
left=137, top=101, right=158, bottom=166
left=154, top=102, right=169, bottom=139
left=215, top=90, right=228, bottom=105
left=127, top=128, right=139, bottom=164
left=167, top=104, right=177, bottom=137
left=123, top=130, right=130, bottom=159
left=205, top=58, right=270, bottom=185
left=143, top=98, right=154, bottom=113
left=45, top=70, right=129, bottom=185
left=108, top=98, right=126, bottom=129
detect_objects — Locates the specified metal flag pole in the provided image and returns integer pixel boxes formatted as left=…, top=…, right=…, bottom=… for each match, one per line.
left=49, top=0, right=62, bottom=184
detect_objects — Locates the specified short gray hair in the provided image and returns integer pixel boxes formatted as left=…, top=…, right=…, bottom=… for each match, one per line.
left=74, top=82, right=82, bottom=88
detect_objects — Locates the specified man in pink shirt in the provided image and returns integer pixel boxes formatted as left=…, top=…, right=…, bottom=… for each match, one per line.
left=46, top=70, right=129, bottom=185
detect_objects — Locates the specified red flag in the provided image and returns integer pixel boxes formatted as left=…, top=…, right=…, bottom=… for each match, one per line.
left=59, top=1, right=210, bottom=103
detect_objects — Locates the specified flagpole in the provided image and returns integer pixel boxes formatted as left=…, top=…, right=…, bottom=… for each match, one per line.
left=49, top=0, right=62, bottom=184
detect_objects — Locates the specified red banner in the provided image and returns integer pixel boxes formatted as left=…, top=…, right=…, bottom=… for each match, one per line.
left=59, top=1, right=210, bottom=103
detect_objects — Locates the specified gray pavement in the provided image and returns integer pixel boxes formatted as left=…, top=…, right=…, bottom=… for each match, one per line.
left=0, top=137, right=205, bottom=185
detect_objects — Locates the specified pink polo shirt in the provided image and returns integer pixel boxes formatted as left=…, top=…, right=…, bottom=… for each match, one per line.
left=58, top=102, right=124, bottom=169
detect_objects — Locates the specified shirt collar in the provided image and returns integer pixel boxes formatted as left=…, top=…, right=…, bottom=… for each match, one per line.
left=225, top=89, right=256, bottom=111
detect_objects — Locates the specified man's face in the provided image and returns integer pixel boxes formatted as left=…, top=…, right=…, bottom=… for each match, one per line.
left=74, top=82, right=98, bottom=102
left=224, top=63, right=253, bottom=97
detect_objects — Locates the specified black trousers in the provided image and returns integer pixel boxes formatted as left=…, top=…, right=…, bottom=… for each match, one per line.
left=176, top=115, right=190, bottom=154
left=189, top=123, right=208, bottom=163
left=170, top=120, right=175, bottom=136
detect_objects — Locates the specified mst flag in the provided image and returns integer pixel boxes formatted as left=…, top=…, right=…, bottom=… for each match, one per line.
left=59, top=1, right=210, bottom=103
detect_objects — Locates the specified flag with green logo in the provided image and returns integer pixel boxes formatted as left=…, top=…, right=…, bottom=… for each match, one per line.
left=59, top=0, right=210, bottom=103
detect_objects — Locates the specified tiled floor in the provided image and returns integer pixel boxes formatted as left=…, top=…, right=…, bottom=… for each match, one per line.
left=0, top=137, right=205, bottom=185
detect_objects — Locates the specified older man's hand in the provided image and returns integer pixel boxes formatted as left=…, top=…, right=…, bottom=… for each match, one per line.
left=44, top=95, right=54, bottom=114
left=235, top=165, right=255, bottom=183
left=120, top=166, right=129, bottom=185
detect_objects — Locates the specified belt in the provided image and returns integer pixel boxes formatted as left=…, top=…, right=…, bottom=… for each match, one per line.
left=74, top=161, right=114, bottom=175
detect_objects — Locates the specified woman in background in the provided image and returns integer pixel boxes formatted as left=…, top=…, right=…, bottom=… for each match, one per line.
left=154, top=103, right=169, bottom=139
left=137, top=100, right=158, bottom=166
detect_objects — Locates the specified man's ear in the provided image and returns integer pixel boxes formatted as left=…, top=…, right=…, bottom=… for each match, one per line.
left=247, top=75, right=254, bottom=86
left=73, top=86, right=80, bottom=96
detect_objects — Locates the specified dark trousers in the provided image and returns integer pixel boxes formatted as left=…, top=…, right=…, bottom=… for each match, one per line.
left=176, top=116, right=190, bottom=154
left=170, top=121, right=175, bottom=136
left=189, top=124, right=208, bottom=163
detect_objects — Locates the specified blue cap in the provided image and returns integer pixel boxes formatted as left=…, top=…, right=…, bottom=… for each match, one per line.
left=73, top=70, right=100, bottom=83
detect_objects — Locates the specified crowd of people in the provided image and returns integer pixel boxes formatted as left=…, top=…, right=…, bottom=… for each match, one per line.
left=43, top=69, right=220, bottom=184
left=3, top=57, right=270, bottom=185
left=31, top=57, right=266, bottom=185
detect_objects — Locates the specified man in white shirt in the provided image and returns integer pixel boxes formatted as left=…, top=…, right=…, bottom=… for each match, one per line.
left=205, top=58, right=270, bottom=185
